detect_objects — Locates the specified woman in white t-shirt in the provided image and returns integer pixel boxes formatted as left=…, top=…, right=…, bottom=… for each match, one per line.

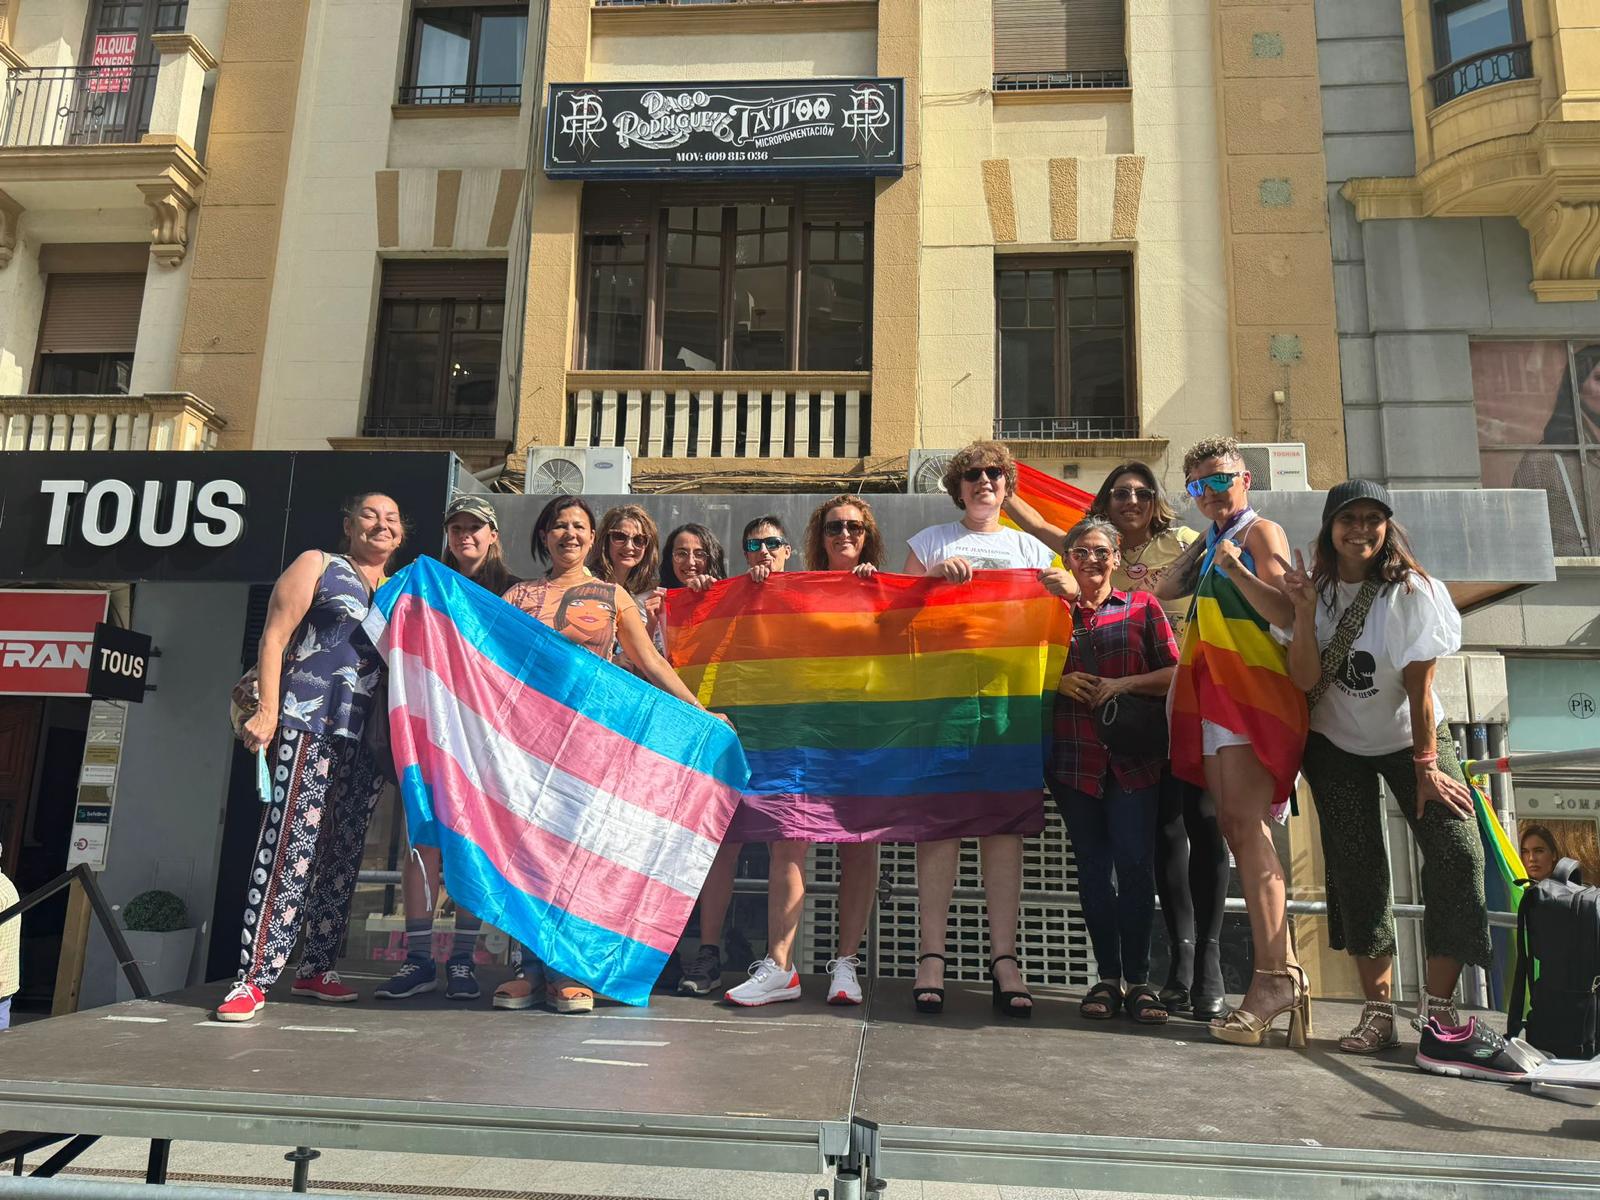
left=904, top=441, right=1055, bottom=1018
left=1281, top=480, right=1490, bottom=1056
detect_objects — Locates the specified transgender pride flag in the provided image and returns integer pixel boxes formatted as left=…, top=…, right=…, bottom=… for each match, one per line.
left=364, top=556, right=748, bottom=1006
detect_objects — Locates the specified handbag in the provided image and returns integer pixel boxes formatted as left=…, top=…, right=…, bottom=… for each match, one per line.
left=229, top=552, right=340, bottom=743
left=1071, top=602, right=1169, bottom=758
left=1306, top=580, right=1380, bottom=711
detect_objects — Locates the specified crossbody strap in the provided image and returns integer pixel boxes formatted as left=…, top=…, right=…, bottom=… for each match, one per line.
left=1306, top=580, right=1380, bottom=711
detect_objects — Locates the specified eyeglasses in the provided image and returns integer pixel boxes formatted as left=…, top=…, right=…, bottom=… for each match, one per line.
left=824, top=519, right=866, bottom=536
left=608, top=531, right=650, bottom=549
left=671, top=547, right=709, bottom=561
left=1109, top=486, right=1156, bottom=503
left=962, top=466, right=1006, bottom=483
left=745, top=536, right=788, bottom=553
left=1068, top=547, right=1114, bottom=563
left=1185, top=471, right=1243, bottom=498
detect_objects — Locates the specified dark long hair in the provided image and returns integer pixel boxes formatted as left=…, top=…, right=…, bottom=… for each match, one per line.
left=590, top=504, right=661, bottom=594
left=1088, top=461, right=1176, bottom=537
left=1311, top=501, right=1430, bottom=602
left=660, top=523, right=727, bottom=588
left=530, top=494, right=599, bottom=565
left=1543, top=343, right=1600, bottom=445
left=443, top=539, right=516, bottom=597
left=1521, top=824, right=1560, bottom=858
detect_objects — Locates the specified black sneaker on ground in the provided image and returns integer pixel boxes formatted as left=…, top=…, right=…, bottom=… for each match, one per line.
left=375, top=955, right=436, bottom=1000
left=1416, top=1016, right=1542, bottom=1083
left=678, top=944, right=723, bottom=996
left=444, top=955, right=480, bottom=1001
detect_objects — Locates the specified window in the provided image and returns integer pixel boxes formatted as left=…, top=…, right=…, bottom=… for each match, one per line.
left=1472, top=340, right=1600, bottom=557
left=34, top=272, right=144, bottom=394
left=993, top=0, right=1128, bottom=91
left=579, top=182, right=872, bottom=372
left=37, top=354, right=133, bottom=394
left=367, top=260, right=507, bottom=438
left=1431, top=1, right=1530, bottom=104
left=401, top=1, right=527, bottom=106
left=995, top=257, right=1134, bottom=439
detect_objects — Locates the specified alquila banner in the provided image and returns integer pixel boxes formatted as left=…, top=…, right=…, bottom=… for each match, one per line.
left=544, top=79, right=904, bottom=179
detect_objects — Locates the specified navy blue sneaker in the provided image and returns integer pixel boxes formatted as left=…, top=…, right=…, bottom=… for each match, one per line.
left=375, top=955, right=436, bottom=999
left=444, top=956, right=480, bottom=1001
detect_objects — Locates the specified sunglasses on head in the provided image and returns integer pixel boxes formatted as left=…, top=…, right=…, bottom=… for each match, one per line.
left=1110, top=486, right=1156, bottom=503
left=1185, top=471, right=1243, bottom=498
left=745, top=536, right=788, bottom=553
left=608, top=531, right=650, bottom=549
left=824, top=519, right=867, bottom=536
left=1068, top=546, right=1114, bottom=563
left=962, top=466, right=1006, bottom=483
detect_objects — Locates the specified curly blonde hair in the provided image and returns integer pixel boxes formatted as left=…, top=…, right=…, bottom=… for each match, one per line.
left=941, top=440, right=1018, bottom=509
left=803, top=495, right=885, bottom=570
left=1182, top=436, right=1244, bottom=477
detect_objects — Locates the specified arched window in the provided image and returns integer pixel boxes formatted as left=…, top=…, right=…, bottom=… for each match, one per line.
left=1431, top=1, right=1531, bottom=105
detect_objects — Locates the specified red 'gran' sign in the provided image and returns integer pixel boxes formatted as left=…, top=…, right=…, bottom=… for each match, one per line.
left=0, top=590, right=111, bottom=696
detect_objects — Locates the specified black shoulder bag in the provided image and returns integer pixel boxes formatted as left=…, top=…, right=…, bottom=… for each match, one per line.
left=1072, top=604, right=1169, bottom=758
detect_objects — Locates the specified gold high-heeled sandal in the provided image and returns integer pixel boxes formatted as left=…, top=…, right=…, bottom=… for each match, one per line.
left=1209, top=965, right=1312, bottom=1048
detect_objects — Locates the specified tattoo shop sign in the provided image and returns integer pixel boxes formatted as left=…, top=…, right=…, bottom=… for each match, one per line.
left=545, top=79, right=903, bottom=179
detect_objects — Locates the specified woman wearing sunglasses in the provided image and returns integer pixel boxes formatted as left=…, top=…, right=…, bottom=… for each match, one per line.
left=675, top=515, right=793, bottom=998
left=1007, top=462, right=1229, bottom=1020
left=725, top=497, right=883, bottom=1009
left=904, top=442, right=1055, bottom=1019
left=590, top=504, right=665, bottom=669
left=1281, top=481, right=1488, bottom=1054
left=1164, top=437, right=1309, bottom=1049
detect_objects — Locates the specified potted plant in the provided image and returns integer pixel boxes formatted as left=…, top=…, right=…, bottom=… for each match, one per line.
left=115, top=889, right=196, bottom=1002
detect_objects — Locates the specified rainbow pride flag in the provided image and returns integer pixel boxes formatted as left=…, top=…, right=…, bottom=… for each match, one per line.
left=1002, top=461, right=1094, bottom=538
left=664, top=571, right=1071, bottom=843
left=364, top=556, right=748, bottom=1006
left=1169, top=554, right=1308, bottom=804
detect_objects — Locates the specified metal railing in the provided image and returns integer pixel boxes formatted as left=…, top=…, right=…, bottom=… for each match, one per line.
left=360, top=412, right=497, bottom=439
left=995, top=414, right=1138, bottom=440
left=0, top=393, right=224, bottom=451
left=1431, top=41, right=1533, bottom=106
left=595, top=0, right=869, bottom=6
left=0, top=64, right=158, bottom=148
left=568, top=371, right=870, bottom=458
left=396, top=82, right=521, bottom=107
left=993, top=69, right=1130, bottom=92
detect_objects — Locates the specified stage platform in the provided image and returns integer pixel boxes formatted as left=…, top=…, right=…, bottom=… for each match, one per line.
left=2, top=970, right=1598, bottom=1199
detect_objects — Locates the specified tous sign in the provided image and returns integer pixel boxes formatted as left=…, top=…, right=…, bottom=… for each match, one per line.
left=39, top=479, right=247, bottom=549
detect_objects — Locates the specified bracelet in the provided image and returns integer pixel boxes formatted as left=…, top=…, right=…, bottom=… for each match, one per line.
left=1412, top=751, right=1438, bottom=767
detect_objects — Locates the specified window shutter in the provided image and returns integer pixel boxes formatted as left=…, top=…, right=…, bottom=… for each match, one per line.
left=803, top=182, right=872, bottom=224
left=1068, top=0, right=1126, bottom=73
left=379, top=258, right=507, bottom=299
left=994, top=0, right=1069, bottom=76
left=583, top=184, right=658, bottom=238
left=37, top=273, right=145, bottom=354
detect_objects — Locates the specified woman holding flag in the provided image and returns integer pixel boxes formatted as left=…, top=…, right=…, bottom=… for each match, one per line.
left=1281, top=480, right=1489, bottom=1053
left=1165, top=437, right=1311, bottom=1049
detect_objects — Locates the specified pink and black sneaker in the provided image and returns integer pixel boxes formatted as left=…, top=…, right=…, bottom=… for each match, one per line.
left=1416, top=1016, right=1540, bottom=1082
left=290, top=970, right=359, bottom=1003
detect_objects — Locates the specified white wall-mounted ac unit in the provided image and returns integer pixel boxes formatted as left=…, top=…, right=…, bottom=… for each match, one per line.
left=1238, top=442, right=1309, bottom=491
left=907, top=449, right=959, bottom=494
left=523, top=447, right=633, bottom=495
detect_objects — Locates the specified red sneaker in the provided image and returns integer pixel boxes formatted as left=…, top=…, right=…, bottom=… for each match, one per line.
left=214, top=981, right=265, bottom=1022
left=290, top=970, right=359, bottom=1003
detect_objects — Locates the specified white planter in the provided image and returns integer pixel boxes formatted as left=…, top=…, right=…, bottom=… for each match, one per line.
left=115, top=927, right=196, bottom=1002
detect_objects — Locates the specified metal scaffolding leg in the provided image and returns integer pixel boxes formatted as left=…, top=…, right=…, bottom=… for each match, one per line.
left=146, top=1139, right=171, bottom=1185
left=30, top=1135, right=98, bottom=1178
left=283, top=1146, right=319, bottom=1194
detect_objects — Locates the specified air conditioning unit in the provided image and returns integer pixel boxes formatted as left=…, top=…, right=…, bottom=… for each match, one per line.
left=1238, top=442, right=1309, bottom=491
left=907, top=449, right=959, bottom=494
left=523, top=447, right=633, bottom=495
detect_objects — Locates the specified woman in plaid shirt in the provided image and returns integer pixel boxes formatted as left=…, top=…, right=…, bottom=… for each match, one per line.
left=1044, top=517, right=1180, bottom=1024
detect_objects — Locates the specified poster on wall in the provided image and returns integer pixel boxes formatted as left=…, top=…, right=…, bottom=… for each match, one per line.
left=67, top=700, right=128, bottom=871
left=89, top=32, right=137, bottom=94
left=545, top=79, right=904, bottom=179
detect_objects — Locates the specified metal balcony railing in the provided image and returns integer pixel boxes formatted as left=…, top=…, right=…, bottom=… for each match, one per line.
left=995, top=414, right=1138, bottom=440
left=1431, top=41, right=1533, bottom=106
left=361, top=412, right=498, bottom=439
left=993, top=69, right=1130, bottom=92
left=0, top=64, right=158, bottom=148
left=0, top=393, right=224, bottom=451
left=396, top=82, right=521, bottom=107
left=568, top=371, right=870, bottom=458
left=595, top=0, right=867, bottom=6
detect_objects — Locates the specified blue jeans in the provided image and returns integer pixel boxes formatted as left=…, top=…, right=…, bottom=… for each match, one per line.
left=0, top=996, right=11, bottom=1030
left=1052, top=776, right=1159, bottom=984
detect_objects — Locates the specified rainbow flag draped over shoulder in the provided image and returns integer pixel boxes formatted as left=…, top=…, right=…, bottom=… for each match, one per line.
left=665, top=571, right=1071, bottom=843
left=1002, top=461, right=1094, bottom=537
left=1169, top=554, right=1308, bottom=804
left=364, top=556, right=748, bottom=1006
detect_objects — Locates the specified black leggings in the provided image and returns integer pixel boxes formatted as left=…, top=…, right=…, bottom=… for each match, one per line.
left=1155, top=771, right=1229, bottom=983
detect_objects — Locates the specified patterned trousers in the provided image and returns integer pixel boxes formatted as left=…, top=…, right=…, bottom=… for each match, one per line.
left=238, top=725, right=384, bottom=988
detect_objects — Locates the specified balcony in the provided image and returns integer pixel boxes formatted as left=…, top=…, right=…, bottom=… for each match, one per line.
left=0, top=392, right=224, bottom=451
left=0, top=65, right=157, bottom=148
left=992, top=70, right=1130, bottom=93
left=589, top=0, right=878, bottom=34
left=567, top=371, right=869, bottom=459
left=994, top=415, right=1137, bottom=440
left=396, top=83, right=520, bottom=108
left=1430, top=41, right=1533, bottom=107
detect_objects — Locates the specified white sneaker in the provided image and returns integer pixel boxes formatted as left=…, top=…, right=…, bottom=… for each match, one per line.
left=826, top=954, right=863, bottom=1006
left=724, top=957, right=802, bottom=1007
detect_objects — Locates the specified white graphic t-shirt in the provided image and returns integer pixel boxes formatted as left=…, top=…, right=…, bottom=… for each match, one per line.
left=907, top=521, right=1056, bottom=572
left=1304, top=574, right=1461, bottom=756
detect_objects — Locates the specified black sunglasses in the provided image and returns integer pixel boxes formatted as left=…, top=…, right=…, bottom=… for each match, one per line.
left=962, top=466, right=1006, bottom=483
left=824, top=519, right=867, bottom=536
left=745, top=536, right=788, bottom=553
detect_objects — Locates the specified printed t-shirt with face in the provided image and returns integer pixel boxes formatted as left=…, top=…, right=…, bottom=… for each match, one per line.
left=1294, top=573, right=1461, bottom=756
left=1114, top=526, right=1199, bottom=642
left=907, top=521, right=1055, bottom=571
left=503, top=576, right=639, bottom=660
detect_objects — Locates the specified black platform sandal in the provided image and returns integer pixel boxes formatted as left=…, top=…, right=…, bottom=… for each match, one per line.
left=913, top=952, right=946, bottom=1015
left=1080, top=979, right=1122, bottom=1020
left=989, top=954, right=1033, bottom=1019
left=1126, top=984, right=1170, bottom=1025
